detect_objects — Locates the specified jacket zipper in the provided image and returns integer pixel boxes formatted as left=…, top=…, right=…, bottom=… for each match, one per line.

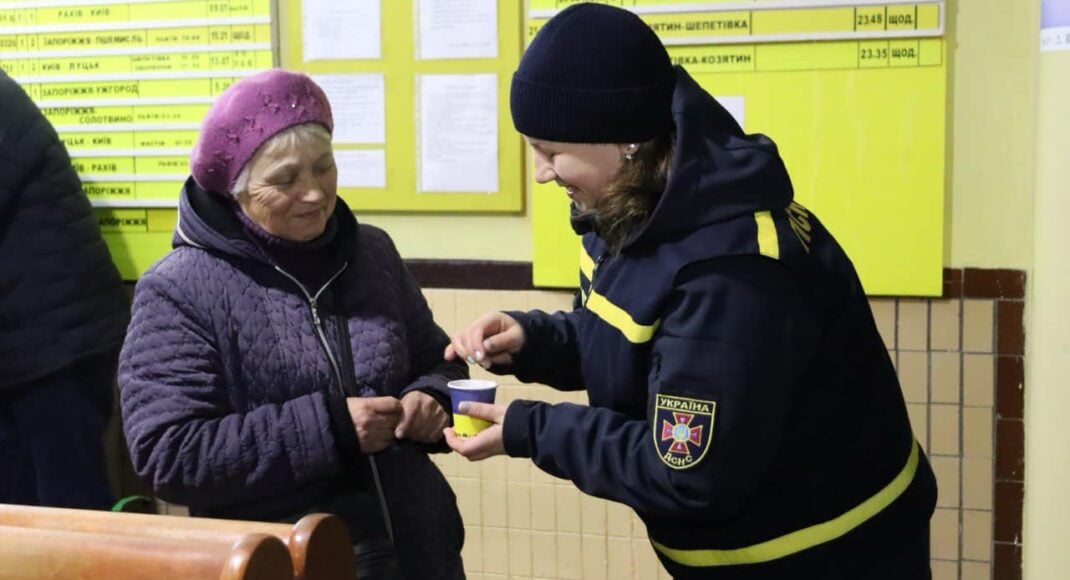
left=275, top=264, right=395, bottom=544
left=334, top=315, right=395, bottom=544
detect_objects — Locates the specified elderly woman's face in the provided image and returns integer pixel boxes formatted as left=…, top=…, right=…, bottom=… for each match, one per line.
left=239, top=136, right=337, bottom=242
left=526, top=137, right=632, bottom=212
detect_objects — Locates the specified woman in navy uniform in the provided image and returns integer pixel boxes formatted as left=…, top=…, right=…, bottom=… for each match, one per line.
left=444, top=4, right=936, bottom=579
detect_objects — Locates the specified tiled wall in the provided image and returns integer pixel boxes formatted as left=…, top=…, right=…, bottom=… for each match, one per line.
left=127, top=267, right=1025, bottom=580
left=419, top=268, right=1024, bottom=580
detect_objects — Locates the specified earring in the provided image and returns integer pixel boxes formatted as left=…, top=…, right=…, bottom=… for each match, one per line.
left=624, top=144, right=637, bottom=161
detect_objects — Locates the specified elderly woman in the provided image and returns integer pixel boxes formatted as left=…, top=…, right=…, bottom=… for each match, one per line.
left=119, top=70, right=465, bottom=579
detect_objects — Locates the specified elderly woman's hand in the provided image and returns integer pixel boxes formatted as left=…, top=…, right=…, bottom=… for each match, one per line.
left=444, top=311, right=525, bottom=369
left=394, top=390, right=449, bottom=444
left=346, top=396, right=403, bottom=453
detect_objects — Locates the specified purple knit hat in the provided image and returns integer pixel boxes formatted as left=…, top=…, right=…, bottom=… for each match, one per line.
left=189, top=69, right=334, bottom=194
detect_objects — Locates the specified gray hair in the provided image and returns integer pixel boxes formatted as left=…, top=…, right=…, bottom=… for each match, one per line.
left=229, top=122, right=333, bottom=198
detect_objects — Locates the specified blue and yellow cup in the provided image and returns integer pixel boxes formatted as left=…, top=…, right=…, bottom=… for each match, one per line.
left=448, top=379, right=498, bottom=437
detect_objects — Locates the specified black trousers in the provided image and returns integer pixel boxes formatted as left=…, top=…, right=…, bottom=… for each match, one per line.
left=0, top=353, right=116, bottom=509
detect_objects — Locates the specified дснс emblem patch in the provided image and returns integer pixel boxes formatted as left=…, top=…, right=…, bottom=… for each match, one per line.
left=653, top=394, right=715, bottom=470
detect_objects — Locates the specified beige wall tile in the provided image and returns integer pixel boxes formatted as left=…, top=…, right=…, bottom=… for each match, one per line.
left=931, top=559, right=959, bottom=580
left=463, top=524, right=483, bottom=573
left=607, top=537, right=634, bottom=579
left=455, top=478, right=482, bottom=528
left=481, top=455, right=507, bottom=481
left=581, top=494, right=608, bottom=536
left=962, top=406, right=994, bottom=459
left=962, top=300, right=995, bottom=353
left=931, top=352, right=961, bottom=404
left=961, top=561, right=991, bottom=579
left=507, top=456, right=530, bottom=483
left=607, top=501, right=633, bottom=537
left=482, top=480, right=508, bottom=528
left=930, top=299, right=962, bottom=351
left=423, top=289, right=457, bottom=335
left=634, top=539, right=663, bottom=580
left=898, top=351, right=929, bottom=404
left=456, top=451, right=482, bottom=479
left=631, top=512, right=649, bottom=539
left=963, top=354, right=996, bottom=407
left=508, top=482, right=532, bottom=529
left=962, top=457, right=994, bottom=510
left=930, top=404, right=961, bottom=456
left=582, top=535, right=608, bottom=580
left=508, top=529, right=532, bottom=577
left=869, top=298, right=897, bottom=349
left=528, top=289, right=576, bottom=313
left=898, top=299, right=929, bottom=351
left=531, top=461, right=559, bottom=485
left=557, top=532, right=583, bottom=579
left=433, top=450, right=458, bottom=478
left=907, top=403, right=929, bottom=451
left=962, top=509, right=993, bottom=562
left=931, top=456, right=961, bottom=508
left=531, top=531, right=557, bottom=578
left=482, top=527, right=509, bottom=575
left=930, top=508, right=960, bottom=560
left=530, top=484, right=556, bottom=531
left=556, top=485, right=582, bottom=533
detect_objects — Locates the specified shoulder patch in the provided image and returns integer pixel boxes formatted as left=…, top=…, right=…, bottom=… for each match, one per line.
left=653, top=394, right=716, bottom=470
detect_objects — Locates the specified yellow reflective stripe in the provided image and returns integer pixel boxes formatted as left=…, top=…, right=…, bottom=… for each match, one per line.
left=579, top=247, right=595, bottom=279
left=653, top=440, right=921, bottom=567
left=755, top=211, right=779, bottom=260
left=585, top=290, right=660, bottom=344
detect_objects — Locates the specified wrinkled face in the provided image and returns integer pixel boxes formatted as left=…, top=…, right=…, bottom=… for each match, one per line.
left=527, top=137, right=633, bottom=211
left=238, top=136, right=337, bottom=242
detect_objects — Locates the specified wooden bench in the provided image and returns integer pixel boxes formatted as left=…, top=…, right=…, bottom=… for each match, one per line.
left=0, top=504, right=355, bottom=580
left=0, top=525, right=292, bottom=579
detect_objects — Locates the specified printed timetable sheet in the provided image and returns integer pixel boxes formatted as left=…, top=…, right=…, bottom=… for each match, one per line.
left=0, top=0, right=275, bottom=208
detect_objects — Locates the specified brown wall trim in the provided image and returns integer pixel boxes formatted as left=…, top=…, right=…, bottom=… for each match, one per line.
left=944, top=267, right=1026, bottom=300
left=944, top=266, right=1027, bottom=580
left=409, top=262, right=1028, bottom=297
left=406, top=259, right=534, bottom=290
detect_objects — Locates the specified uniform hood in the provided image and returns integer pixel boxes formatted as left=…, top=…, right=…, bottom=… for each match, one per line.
left=625, top=67, right=794, bottom=249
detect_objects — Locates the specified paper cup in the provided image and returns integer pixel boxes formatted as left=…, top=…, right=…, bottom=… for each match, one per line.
left=448, top=379, right=498, bottom=437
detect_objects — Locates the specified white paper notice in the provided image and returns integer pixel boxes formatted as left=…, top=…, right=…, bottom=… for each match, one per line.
left=311, top=74, right=385, bottom=144
left=716, top=95, right=746, bottom=129
left=419, top=74, right=498, bottom=193
left=302, top=0, right=381, bottom=61
left=336, top=150, right=386, bottom=189
left=417, top=0, right=498, bottom=60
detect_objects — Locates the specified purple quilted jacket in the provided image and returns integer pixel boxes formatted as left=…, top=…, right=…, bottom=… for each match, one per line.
left=119, top=180, right=466, bottom=578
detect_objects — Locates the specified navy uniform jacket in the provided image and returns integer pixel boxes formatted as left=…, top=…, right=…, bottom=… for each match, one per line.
left=498, top=68, right=936, bottom=579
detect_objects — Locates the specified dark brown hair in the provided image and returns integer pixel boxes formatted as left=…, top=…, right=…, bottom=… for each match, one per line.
left=582, top=133, right=674, bottom=253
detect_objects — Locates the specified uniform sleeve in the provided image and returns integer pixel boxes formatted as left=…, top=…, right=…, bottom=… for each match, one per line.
left=119, top=271, right=345, bottom=508
left=501, top=256, right=817, bottom=521
left=491, top=308, right=585, bottom=391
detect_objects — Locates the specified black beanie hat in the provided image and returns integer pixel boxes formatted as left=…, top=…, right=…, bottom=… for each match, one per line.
left=511, top=3, right=676, bottom=144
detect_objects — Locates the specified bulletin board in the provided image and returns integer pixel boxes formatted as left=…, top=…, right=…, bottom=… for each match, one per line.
left=530, top=0, right=948, bottom=297
left=0, top=0, right=275, bottom=279
left=277, top=0, right=524, bottom=213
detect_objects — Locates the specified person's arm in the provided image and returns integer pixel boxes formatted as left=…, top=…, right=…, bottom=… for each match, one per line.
left=120, top=271, right=354, bottom=508
left=501, top=256, right=817, bottom=520
left=493, top=307, right=585, bottom=391
left=0, top=71, right=57, bottom=217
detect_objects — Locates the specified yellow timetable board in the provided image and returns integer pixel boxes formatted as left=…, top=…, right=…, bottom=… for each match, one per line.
left=278, top=0, right=524, bottom=213
left=0, top=0, right=276, bottom=279
left=531, top=0, right=947, bottom=296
